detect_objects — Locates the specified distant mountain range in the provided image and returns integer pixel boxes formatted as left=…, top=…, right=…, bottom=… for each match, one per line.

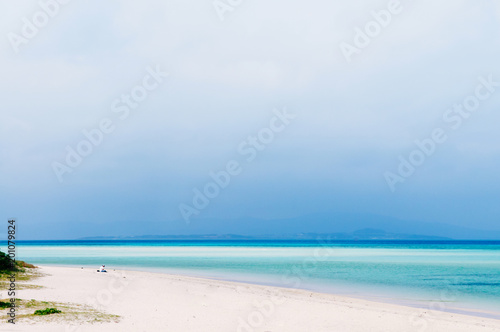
left=74, top=212, right=500, bottom=240
left=79, top=228, right=450, bottom=241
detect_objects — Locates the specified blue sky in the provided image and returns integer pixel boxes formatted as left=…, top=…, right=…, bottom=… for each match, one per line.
left=1, top=0, right=500, bottom=239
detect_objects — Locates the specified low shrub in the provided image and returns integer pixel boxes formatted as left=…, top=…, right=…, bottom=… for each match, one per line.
left=0, top=301, right=12, bottom=309
left=0, top=251, right=17, bottom=272
left=16, top=260, right=36, bottom=269
left=34, top=308, right=62, bottom=315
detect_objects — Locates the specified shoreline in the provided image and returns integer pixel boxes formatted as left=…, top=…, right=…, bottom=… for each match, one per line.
left=30, top=263, right=500, bottom=321
left=3, top=265, right=500, bottom=331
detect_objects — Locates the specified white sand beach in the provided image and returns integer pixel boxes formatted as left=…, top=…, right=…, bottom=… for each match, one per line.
left=3, top=266, right=500, bottom=332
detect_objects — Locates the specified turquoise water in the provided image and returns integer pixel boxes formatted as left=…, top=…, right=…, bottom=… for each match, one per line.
left=11, top=240, right=500, bottom=317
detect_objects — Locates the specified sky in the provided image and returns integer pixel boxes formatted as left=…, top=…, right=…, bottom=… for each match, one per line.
left=1, top=0, right=500, bottom=239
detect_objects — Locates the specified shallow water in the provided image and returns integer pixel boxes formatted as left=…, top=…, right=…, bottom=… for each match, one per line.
left=14, top=240, right=500, bottom=317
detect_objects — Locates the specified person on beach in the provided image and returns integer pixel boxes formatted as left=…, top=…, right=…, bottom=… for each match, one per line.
left=98, top=265, right=107, bottom=272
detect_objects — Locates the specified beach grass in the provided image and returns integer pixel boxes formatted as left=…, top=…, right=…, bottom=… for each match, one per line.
left=1, top=298, right=120, bottom=324
left=0, top=261, right=45, bottom=290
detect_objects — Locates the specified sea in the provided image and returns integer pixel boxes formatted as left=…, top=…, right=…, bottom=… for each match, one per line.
left=11, top=240, right=500, bottom=319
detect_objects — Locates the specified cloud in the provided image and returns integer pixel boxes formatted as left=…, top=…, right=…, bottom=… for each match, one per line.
left=1, top=0, right=500, bottom=237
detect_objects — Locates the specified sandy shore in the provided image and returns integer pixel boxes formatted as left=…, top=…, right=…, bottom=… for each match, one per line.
left=2, top=266, right=500, bottom=332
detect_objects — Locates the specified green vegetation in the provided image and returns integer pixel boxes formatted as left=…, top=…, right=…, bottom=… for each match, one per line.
left=0, top=301, right=12, bottom=309
left=4, top=299, right=120, bottom=323
left=0, top=250, right=37, bottom=274
left=0, top=250, right=17, bottom=272
left=17, top=260, right=36, bottom=269
left=0, top=250, right=40, bottom=292
left=34, top=308, right=62, bottom=315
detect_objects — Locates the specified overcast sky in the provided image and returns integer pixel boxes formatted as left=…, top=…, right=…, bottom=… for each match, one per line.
left=1, top=0, right=500, bottom=239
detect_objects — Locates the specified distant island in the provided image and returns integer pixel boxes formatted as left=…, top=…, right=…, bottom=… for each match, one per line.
left=77, top=228, right=450, bottom=241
